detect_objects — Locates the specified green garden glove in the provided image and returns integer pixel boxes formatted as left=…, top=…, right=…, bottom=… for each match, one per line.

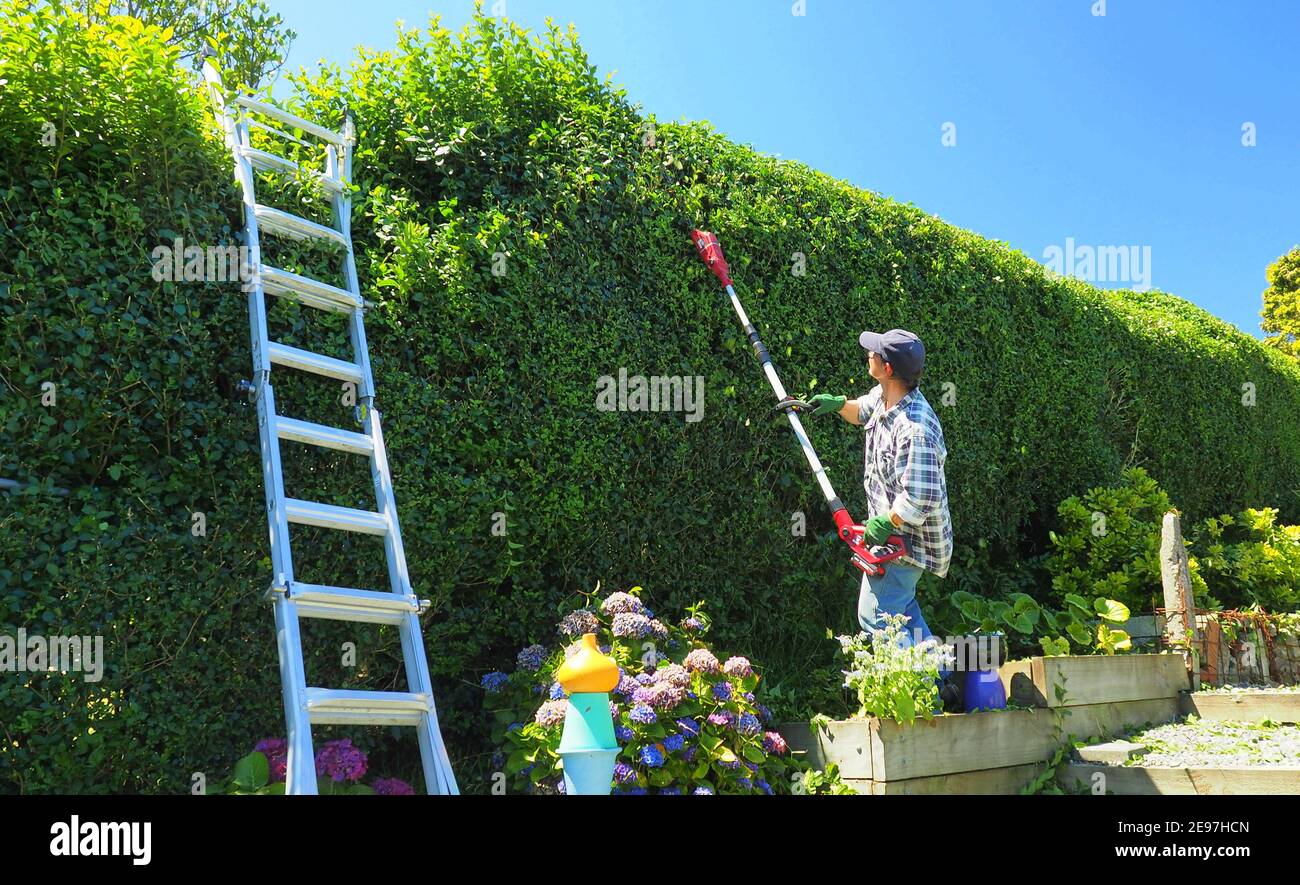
left=863, top=514, right=896, bottom=545
left=809, top=393, right=847, bottom=416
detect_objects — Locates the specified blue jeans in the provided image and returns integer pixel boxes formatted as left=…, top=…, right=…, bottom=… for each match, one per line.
left=858, top=562, right=950, bottom=682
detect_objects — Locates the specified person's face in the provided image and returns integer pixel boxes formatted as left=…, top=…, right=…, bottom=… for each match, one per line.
left=867, top=350, right=892, bottom=384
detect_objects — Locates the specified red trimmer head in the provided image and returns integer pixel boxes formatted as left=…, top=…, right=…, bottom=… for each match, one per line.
left=690, top=229, right=733, bottom=287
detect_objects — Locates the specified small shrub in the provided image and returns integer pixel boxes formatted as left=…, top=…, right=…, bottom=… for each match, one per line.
left=836, top=614, right=954, bottom=724
left=1194, top=508, right=1300, bottom=613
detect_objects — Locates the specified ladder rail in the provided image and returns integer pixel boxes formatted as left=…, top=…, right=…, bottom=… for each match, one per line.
left=203, top=60, right=458, bottom=796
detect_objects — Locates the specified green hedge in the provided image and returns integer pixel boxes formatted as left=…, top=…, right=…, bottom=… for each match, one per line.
left=3, top=6, right=1298, bottom=792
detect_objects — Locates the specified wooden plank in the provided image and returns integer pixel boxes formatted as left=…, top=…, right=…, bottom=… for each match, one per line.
left=1059, top=763, right=1300, bottom=795
left=1002, top=653, right=1189, bottom=708
left=779, top=720, right=874, bottom=779
left=868, top=762, right=1043, bottom=795
left=1160, top=510, right=1199, bottom=672
left=1180, top=690, right=1300, bottom=724
left=870, top=697, right=1179, bottom=781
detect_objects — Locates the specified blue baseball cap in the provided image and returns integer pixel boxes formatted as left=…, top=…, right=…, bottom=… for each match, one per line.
left=859, top=328, right=925, bottom=382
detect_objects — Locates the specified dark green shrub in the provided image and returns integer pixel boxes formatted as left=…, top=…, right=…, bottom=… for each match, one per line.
left=3, top=5, right=1299, bottom=792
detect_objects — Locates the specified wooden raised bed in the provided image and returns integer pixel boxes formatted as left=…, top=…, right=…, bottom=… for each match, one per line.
left=784, top=653, right=1188, bottom=794
left=1179, top=690, right=1300, bottom=724
left=999, top=653, right=1189, bottom=707
left=1059, top=763, right=1300, bottom=795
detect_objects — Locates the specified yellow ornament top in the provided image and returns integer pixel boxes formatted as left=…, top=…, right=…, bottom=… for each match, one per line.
left=556, top=633, right=619, bottom=694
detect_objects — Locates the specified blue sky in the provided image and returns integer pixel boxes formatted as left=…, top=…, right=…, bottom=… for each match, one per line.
left=270, top=0, right=1299, bottom=336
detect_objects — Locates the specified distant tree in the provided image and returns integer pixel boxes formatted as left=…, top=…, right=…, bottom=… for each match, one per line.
left=83, top=0, right=296, bottom=88
left=1261, top=246, right=1300, bottom=359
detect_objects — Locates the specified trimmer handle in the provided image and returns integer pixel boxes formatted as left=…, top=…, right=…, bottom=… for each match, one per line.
left=832, top=507, right=907, bottom=577
left=690, top=229, right=733, bottom=287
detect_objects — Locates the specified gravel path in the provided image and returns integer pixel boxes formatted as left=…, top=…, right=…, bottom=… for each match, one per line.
left=1121, top=719, right=1300, bottom=768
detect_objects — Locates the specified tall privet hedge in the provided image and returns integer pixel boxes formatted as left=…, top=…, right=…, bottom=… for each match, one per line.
left=2, top=7, right=1298, bottom=792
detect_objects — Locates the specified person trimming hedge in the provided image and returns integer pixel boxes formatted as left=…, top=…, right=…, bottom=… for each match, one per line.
left=809, top=329, right=954, bottom=652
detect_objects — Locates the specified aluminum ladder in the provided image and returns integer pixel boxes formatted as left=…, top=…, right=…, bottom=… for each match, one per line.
left=202, top=61, right=457, bottom=795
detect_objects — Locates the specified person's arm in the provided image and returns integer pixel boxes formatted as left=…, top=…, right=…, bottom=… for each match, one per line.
left=839, top=399, right=861, bottom=425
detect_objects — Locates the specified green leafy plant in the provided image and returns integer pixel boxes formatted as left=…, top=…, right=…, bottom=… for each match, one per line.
left=1193, top=508, right=1300, bottom=612
left=835, top=614, right=955, bottom=725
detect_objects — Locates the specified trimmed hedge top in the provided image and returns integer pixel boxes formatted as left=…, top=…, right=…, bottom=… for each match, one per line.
left=2, top=5, right=1298, bottom=792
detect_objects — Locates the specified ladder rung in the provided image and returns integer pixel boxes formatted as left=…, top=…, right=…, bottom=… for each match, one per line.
left=304, top=688, right=431, bottom=726
left=242, top=147, right=344, bottom=194
left=284, top=498, right=389, bottom=536
left=267, top=342, right=363, bottom=384
left=260, top=264, right=361, bottom=313
left=287, top=583, right=421, bottom=625
left=254, top=205, right=349, bottom=249
left=235, top=94, right=347, bottom=146
left=276, top=416, right=373, bottom=455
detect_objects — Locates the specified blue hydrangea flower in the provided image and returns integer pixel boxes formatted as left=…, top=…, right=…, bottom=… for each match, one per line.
left=737, top=777, right=753, bottom=790
left=711, top=680, right=732, bottom=701
left=659, top=786, right=681, bottom=795
left=692, top=786, right=713, bottom=795
left=663, top=734, right=685, bottom=752
left=480, top=671, right=509, bottom=693
left=636, top=672, right=657, bottom=686
left=675, top=718, right=701, bottom=737
left=629, top=704, right=657, bottom=725
left=506, top=721, right=523, bottom=733
left=757, top=780, right=773, bottom=795
left=515, top=644, right=547, bottom=672
left=615, top=726, right=634, bottom=742
left=737, top=713, right=762, bottom=735
left=613, top=762, right=637, bottom=785
left=639, top=745, right=665, bottom=768
left=548, top=681, right=565, bottom=700
left=757, top=703, right=774, bottom=725
left=682, top=745, right=698, bottom=763
left=617, top=787, right=648, bottom=796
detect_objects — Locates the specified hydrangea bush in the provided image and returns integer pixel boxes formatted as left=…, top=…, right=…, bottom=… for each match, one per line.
left=225, top=738, right=415, bottom=795
left=481, top=586, right=799, bottom=795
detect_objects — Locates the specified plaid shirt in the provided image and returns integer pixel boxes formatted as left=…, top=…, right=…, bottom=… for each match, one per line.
left=858, top=385, right=953, bottom=578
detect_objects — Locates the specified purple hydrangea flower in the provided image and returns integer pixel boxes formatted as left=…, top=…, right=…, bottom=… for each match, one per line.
left=763, top=731, right=789, bottom=755
left=707, top=711, right=734, bottom=729
left=711, top=680, right=733, bottom=701
left=663, top=734, right=685, bottom=752
left=692, top=786, right=713, bottom=795
left=613, top=762, right=637, bottom=785
left=757, top=780, right=773, bottom=795
left=556, top=609, right=599, bottom=637
left=648, top=619, right=669, bottom=640
left=649, top=684, right=686, bottom=711
left=254, top=738, right=288, bottom=783
left=719, top=758, right=743, bottom=770
left=535, top=700, right=567, bottom=727
left=480, top=671, right=509, bottom=693
left=612, top=612, right=653, bottom=638
left=656, top=663, right=690, bottom=687
left=683, top=745, right=698, bottom=763
left=743, top=692, right=756, bottom=703
left=737, top=713, right=762, bottom=736
left=372, top=777, right=415, bottom=795
left=615, top=726, right=634, bottom=742
left=639, top=745, right=665, bottom=768
left=556, top=779, right=567, bottom=795
left=629, top=704, right=657, bottom=725
left=723, top=656, right=753, bottom=677
left=609, top=700, right=620, bottom=719
left=601, top=592, right=645, bottom=616
left=516, top=644, right=547, bottom=672
left=632, top=686, right=657, bottom=705
left=683, top=617, right=704, bottom=632
left=636, top=672, right=657, bottom=686
left=315, top=739, right=368, bottom=783
left=684, top=648, right=721, bottom=674
left=757, top=704, right=774, bottom=725
left=615, top=672, right=639, bottom=697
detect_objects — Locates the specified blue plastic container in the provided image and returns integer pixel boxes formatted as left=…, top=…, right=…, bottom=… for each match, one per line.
left=963, top=667, right=1007, bottom=712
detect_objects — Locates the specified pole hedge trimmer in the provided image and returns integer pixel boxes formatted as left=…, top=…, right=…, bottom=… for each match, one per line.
left=690, top=229, right=907, bottom=577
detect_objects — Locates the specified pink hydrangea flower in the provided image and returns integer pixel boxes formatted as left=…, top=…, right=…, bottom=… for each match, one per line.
left=685, top=648, right=721, bottom=675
